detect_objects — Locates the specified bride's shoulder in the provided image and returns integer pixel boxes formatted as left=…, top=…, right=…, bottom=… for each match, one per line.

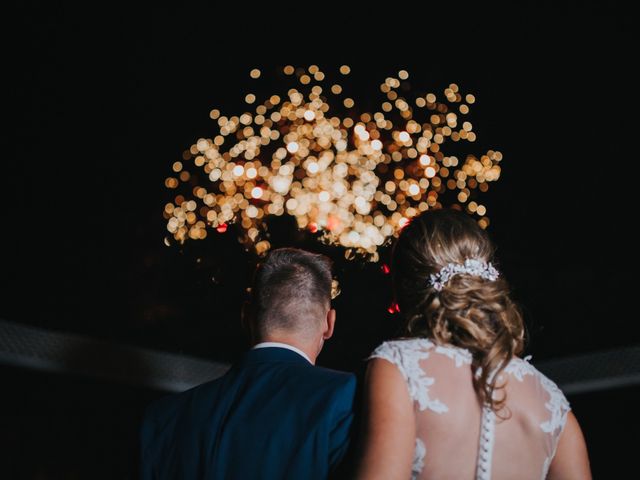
left=503, top=355, right=538, bottom=380
left=505, top=356, right=572, bottom=434
left=369, top=337, right=435, bottom=359
left=505, top=357, right=570, bottom=406
left=504, top=355, right=560, bottom=385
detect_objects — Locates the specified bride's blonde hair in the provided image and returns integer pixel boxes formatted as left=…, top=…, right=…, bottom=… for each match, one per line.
left=392, top=209, right=524, bottom=415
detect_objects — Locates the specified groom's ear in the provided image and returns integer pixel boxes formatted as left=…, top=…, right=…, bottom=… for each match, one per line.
left=323, top=308, right=336, bottom=340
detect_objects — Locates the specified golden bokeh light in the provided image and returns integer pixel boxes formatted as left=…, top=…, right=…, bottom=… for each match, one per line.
left=164, top=65, right=503, bottom=257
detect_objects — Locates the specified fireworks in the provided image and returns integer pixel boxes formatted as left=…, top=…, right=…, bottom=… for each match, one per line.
left=164, top=65, right=503, bottom=260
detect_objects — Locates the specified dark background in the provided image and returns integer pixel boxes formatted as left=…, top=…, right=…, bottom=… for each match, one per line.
left=2, top=2, right=637, bottom=478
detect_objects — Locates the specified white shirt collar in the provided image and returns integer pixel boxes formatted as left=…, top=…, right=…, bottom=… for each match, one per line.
left=252, top=342, right=312, bottom=364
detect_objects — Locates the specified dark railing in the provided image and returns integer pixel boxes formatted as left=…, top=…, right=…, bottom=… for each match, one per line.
left=1, top=318, right=638, bottom=394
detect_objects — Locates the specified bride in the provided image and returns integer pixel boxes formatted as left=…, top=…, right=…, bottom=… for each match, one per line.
left=356, top=209, right=590, bottom=479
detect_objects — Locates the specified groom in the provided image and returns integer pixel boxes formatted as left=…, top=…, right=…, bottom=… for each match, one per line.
left=140, top=248, right=357, bottom=479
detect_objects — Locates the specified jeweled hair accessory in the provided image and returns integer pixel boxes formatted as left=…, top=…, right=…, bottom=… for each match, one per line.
left=428, top=259, right=499, bottom=291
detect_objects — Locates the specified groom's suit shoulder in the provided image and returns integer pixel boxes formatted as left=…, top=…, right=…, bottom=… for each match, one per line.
left=276, top=357, right=356, bottom=413
left=140, top=349, right=357, bottom=479
left=141, top=350, right=355, bottom=431
left=306, top=365, right=356, bottom=414
left=289, top=361, right=356, bottom=389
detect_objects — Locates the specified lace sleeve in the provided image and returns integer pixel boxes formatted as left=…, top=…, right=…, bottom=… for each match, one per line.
left=536, top=370, right=571, bottom=478
left=369, top=340, right=448, bottom=413
left=505, top=357, right=571, bottom=434
left=539, top=375, right=571, bottom=434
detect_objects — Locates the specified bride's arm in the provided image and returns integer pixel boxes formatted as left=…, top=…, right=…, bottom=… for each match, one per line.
left=547, top=411, right=591, bottom=480
left=356, top=358, right=416, bottom=480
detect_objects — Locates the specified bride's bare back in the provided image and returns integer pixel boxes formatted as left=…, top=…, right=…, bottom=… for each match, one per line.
left=358, top=338, right=590, bottom=480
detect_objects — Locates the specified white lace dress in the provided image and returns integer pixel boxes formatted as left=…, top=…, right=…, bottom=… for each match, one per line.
left=370, top=339, right=570, bottom=480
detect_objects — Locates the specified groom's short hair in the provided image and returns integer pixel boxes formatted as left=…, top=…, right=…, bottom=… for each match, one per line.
left=251, top=248, right=333, bottom=336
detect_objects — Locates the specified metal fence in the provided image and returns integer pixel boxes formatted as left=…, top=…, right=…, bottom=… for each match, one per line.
left=1, top=319, right=638, bottom=395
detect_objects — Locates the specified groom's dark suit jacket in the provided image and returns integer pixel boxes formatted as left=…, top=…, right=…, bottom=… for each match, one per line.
left=140, top=346, right=357, bottom=480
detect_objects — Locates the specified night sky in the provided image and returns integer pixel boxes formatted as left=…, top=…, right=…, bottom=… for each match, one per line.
left=2, top=3, right=638, bottom=476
